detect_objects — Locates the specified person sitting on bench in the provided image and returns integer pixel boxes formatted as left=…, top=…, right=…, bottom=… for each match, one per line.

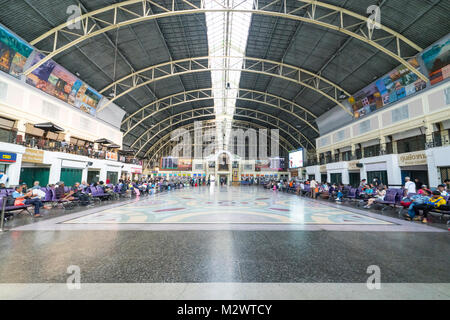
left=413, top=190, right=447, bottom=224
left=72, top=182, right=91, bottom=205
left=11, top=185, right=49, bottom=217
left=55, top=182, right=75, bottom=202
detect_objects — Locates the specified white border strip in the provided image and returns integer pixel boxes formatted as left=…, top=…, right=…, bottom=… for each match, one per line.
left=1, top=283, right=449, bottom=300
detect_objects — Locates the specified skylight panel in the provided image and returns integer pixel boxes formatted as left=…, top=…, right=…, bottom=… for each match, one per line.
left=205, top=0, right=253, bottom=151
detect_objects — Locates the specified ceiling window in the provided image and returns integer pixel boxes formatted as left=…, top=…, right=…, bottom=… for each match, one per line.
left=205, top=0, right=253, bottom=151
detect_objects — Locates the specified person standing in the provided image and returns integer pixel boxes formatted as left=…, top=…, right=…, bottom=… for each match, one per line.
left=414, top=178, right=423, bottom=191
left=0, top=171, right=9, bottom=187
left=404, top=177, right=416, bottom=195
left=310, top=179, right=318, bottom=199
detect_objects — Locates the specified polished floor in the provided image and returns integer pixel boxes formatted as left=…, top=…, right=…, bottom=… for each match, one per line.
left=0, top=186, right=449, bottom=299
left=62, top=186, right=392, bottom=225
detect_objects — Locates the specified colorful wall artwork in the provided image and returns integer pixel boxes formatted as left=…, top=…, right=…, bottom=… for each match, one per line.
left=421, top=35, right=450, bottom=85
left=0, top=25, right=33, bottom=77
left=350, top=58, right=427, bottom=119
left=26, top=52, right=102, bottom=116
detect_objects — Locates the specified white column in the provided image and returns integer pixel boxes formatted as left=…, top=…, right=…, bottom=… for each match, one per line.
left=426, top=148, right=440, bottom=187
left=6, top=153, right=22, bottom=186
left=342, top=169, right=350, bottom=185
left=81, top=167, right=88, bottom=183
left=99, top=165, right=107, bottom=182
left=49, top=159, right=62, bottom=184
left=387, top=155, right=402, bottom=186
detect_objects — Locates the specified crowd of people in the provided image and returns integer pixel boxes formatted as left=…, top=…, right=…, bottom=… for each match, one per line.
left=1, top=176, right=210, bottom=219
left=264, top=177, right=450, bottom=224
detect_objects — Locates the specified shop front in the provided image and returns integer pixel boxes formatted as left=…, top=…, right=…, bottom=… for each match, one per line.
left=19, top=148, right=49, bottom=186
left=87, top=169, right=100, bottom=184
left=131, top=167, right=142, bottom=181
left=348, top=161, right=361, bottom=188
left=320, top=165, right=327, bottom=183
left=398, top=151, right=429, bottom=186
left=0, top=151, right=17, bottom=186
left=360, top=154, right=402, bottom=187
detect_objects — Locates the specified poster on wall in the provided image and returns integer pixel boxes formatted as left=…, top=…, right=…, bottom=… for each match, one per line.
left=26, top=51, right=102, bottom=116
left=421, top=36, right=450, bottom=85
left=0, top=25, right=34, bottom=77
left=350, top=57, right=427, bottom=119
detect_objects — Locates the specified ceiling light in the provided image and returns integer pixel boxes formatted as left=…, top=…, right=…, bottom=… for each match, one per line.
left=339, top=91, right=348, bottom=100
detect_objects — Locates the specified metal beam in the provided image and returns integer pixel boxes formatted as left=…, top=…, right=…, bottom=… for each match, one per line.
left=97, top=56, right=351, bottom=114
left=146, top=121, right=293, bottom=163
left=120, top=88, right=319, bottom=140
left=134, top=106, right=310, bottom=157
left=26, top=0, right=427, bottom=82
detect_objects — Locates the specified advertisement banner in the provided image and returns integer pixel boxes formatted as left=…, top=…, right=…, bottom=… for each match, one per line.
left=350, top=57, right=427, bottom=119
left=0, top=25, right=33, bottom=77
left=421, top=35, right=450, bottom=85
left=178, top=158, right=192, bottom=171
left=289, top=149, right=304, bottom=169
left=25, top=51, right=102, bottom=116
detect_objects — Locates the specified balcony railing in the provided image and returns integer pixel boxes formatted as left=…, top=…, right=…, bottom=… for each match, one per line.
left=218, top=164, right=229, bottom=171
left=1, top=130, right=142, bottom=165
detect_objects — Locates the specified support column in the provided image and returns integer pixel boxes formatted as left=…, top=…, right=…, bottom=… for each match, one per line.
left=16, top=119, right=26, bottom=143
left=81, top=167, right=88, bottom=183
left=64, top=130, right=71, bottom=143
left=392, top=139, right=398, bottom=154
left=438, top=122, right=448, bottom=146
left=351, top=144, right=356, bottom=160
left=49, top=159, right=62, bottom=184
left=330, top=150, right=335, bottom=163
left=380, top=136, right=387, bottom=155
left=425, top=122, right=434, bottom=147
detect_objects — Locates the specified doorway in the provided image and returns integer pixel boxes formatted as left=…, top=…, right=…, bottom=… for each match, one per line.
left=87, top=170, right=100, bottom=184
left=219, top=175, right=228, bottom=186
left=349, top=172, right=361, bottom=188
left=20, top=167, right=50, bottom=186
left=60, top=168, right=83, bottom=186
left=330, top=173, right=342, bottom=185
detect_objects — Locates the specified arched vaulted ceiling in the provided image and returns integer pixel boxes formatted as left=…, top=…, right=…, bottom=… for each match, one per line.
left=0, top=0, right=448, bottom=157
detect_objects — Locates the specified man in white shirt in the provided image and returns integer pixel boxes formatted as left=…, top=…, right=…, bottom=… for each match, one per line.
left=0, top=171, right=9, bottom=187
left=404, top=177, right=416, bottom=194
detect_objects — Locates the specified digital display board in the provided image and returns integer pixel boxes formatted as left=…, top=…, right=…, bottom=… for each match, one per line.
left=289, top=149, right=304, bottom=169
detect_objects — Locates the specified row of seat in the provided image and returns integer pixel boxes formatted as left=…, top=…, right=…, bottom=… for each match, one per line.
left=274, top=184, right=450, bottom=222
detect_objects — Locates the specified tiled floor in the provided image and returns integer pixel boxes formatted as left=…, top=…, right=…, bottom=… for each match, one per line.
left=10, top=186, right=444, bottom=232
left=63, top=186, right=392, bottom=225
left=1, top=186, right=449, bottom=299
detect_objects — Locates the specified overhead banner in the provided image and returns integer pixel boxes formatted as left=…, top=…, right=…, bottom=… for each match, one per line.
left=421, top=35, right=450, bottom=85
left=26, top=51, right=102, bottom=116
left=0, top=24, right=34, bottom=77
left=350, top=57, right=427, bottom=119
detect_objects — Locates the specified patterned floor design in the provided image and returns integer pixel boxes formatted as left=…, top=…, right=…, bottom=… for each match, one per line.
left=62, top=186, right=393, bottom=225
